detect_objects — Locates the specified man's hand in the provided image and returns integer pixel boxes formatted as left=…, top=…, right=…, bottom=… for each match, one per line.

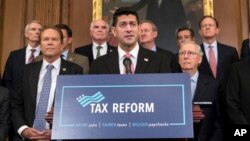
left=45, top=109, right=53, bottom=125
left=22, top=128, right=51, bottom=140
left=193, top=105, right=205, bottom=123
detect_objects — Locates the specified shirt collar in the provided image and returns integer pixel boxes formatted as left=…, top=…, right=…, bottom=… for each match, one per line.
left=204, top=41, right=217, bottom=49
left=27, top=44, right=40, bottom=52
left=62, top=49, right=69, bottom=59
left=118, top=42, right=140, bottom=59
left=151, top=45, right=157, bottom=52
left=93, top=42, right=107, bottom=49
left=42, top=57, right=61, bottom=71
left=191, top=71, right=199, bottom=83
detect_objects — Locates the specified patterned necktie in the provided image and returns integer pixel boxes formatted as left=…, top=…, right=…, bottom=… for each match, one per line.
left=28, top=49, right=36, bottom=63
left=208, top=46, right=217, bottom=78
left=96, top=46, right=102, bottom=59
left=33, top=64, right=54, bottom=131
left=123, top=53, right=135, bottom=74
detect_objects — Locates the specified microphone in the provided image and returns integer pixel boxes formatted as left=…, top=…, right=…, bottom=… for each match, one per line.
left=123, top=57, right=132, bottom=74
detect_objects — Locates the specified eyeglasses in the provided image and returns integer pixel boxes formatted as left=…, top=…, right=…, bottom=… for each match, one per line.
left=179, top=51, right=199, bottom=56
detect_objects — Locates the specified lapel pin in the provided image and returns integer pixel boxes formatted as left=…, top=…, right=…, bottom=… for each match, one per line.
left=144, top=58, right=149, bottom=62
left=69, top=58, right=73, bottom=61
left=62, top=68, right=67, bottom=71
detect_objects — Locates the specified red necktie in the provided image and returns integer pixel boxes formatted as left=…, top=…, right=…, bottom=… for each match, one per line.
left=28, top=49, right=36, bottom=63
left=208, top=46, right=217, bottom=78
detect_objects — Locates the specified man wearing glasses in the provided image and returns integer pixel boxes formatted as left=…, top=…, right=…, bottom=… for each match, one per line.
left=178, top=41, right=223, bottom=141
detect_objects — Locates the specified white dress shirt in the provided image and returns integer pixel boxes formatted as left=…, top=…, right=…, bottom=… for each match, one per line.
left=25, top=44, right=40, bottom=64
left=92, top=42, right=108, bottom=59
left=18, top=58, right=61, bottom=136
left=203, top=41, right=218, bottom=64
left=118, top=43, right=139, bottom=74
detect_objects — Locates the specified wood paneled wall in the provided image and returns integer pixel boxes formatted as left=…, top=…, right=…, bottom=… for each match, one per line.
left=0, top=0, right=3, bottom=74
left=0, top=0, right=250, bottom=75
left=0, top=0, right=92, bottom=75
left=214, top=0, right=249, bottom=54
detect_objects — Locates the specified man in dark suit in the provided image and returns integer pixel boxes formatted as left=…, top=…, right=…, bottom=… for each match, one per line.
left=198, top=16, right=239, bottom=140
left=36, top=24, right=89, bottom=74
left=198, top=15, right=239, bottom=83
left=240, top=38, right=250, bottom=60
left=11, top=26, right=83, bottom=141
left=90, top=7, right=171, bottom=74
left=225, top=58, right=250, bottom=125
left=74, top=19, right=116, bottom=66
left=178, top=41, right=223, bottom=141
left=2, top=20, right=43, bottom=89
left=139, top=20, right=179, bottom=72
left=0, top=86, right=9, bottom=141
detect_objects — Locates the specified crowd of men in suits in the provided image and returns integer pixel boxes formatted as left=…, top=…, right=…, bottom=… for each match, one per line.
left=0, top=6, right=249, bottom=141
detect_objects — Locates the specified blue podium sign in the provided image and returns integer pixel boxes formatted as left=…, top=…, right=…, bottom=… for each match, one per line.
left=52, top=73, right=193, bottom=140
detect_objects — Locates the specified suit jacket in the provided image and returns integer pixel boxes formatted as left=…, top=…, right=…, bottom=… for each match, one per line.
left=2, top=47, right=26, bottom=89
left=198, top=42, right=239, bottom=83
left=36, top=52, right=89, bottom=74
left=240, top=39, right=250, bottom=61
left=156, top=47, right=180, bottom=72
left=192, top=74, right=223, bottom=141
left=67, top=52, right=89, bottom=74
left=0, top=86, right=9, bottom=141
left=11, top=59, right=83, bottom=140
left=226, top=59, right=250, bottom=125
left=89, top=46, right=172, bottom=74
left=2, top=47, right=42, bottom=89
left=74, top=43, right=117, bottom=66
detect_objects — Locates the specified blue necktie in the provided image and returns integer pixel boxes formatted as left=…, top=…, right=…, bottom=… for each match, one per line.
left=33, top=64, right=54, bottom=131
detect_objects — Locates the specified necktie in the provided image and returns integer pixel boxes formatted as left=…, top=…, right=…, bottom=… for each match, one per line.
left=33, top=64, right=54, bottom=131
left=96, top=46, right=102, bottom=59
left=28, top=49, right=36, bottom=63
left=123, top=53, right=135, bottom=74
left=208, top=46, right=217, bottom=78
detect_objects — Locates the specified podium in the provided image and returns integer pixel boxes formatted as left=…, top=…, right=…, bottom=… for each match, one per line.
left=52, top=74, right=193, bottom=140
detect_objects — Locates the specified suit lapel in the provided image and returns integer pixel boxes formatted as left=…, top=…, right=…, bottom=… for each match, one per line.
left=66, top=52, right=76, bottom=62
left=201, top=44, right=213, bottom=75
left=21, top=47, right=27, bottom=65
left=30, top=61, right=43, bottom=105
left=87, top=44, right=94, bottom=63
left=216, top=42, right=223, bottom=78
left=60, top=59, right=71, bottom=74
left=135, top=47, right=150, bottom=73
left=193, top=75, right=208, bottom=101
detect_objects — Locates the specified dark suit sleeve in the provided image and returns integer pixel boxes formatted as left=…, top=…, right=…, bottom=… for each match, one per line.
left=226, top=65, right=248, bottom=124
left=232, top=47, right=240, bottom=62
left=2, top=52, right=14, bottom=89
left=74, top=47, right=82, bottom=55
left=240, top=39, right=249, bottom=60
left=0, top=87, right=9, bottom=141
left=10, top=68, right=27, bottom=131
